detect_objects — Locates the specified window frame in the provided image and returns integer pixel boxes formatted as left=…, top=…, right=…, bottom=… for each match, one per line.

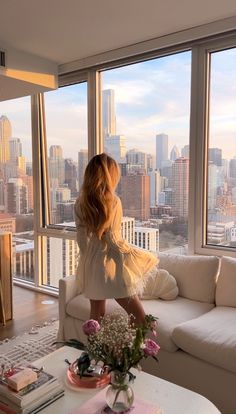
left=28, top=24, right=236, bottom=291
left=190, top=35, right=236, bottom=258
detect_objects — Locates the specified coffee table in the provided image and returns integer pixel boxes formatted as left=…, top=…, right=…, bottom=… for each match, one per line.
left=33, top=346, right=221, bottom=414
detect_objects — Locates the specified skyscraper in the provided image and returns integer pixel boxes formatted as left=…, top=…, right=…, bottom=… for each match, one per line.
left=156, top=133, right=168, bottom=169
left=148, top=169, right=162, bottom=206
left=229, top=157, right=236, bottom=187
left=121, top=173, right=150, bottom=221
left=126, top=149, right=147, bottom=172
left=209, top=148, right=222, bottom=167
left=65, top=158, right=78, bottom=196
left=48, top=145, right=65, bottom=186
left=170, top=145, right=180, bottom=161
left=0, top=115, right=11, bottom=164
left=105, top=134, right=126, bottom=164
left=102, top=89, right=116, bottom=137
left=9, top=137, right=22, bottom=160
left=6, top=178, right=28, bottom=214
left=181, top=145, right=189, bottom=158
left=172, top=157, right=189, bottom=218
left=78, top=149, right=88, bottom=190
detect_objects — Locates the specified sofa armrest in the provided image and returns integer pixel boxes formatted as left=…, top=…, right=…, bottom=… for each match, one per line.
left=58, top=275, right=79, bottom=340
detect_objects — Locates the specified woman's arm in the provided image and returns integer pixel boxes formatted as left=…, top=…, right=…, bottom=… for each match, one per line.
left=74, top=201, right=88, bottom=255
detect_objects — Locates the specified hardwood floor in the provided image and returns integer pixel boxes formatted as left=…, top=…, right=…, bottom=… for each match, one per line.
left=0, top=286, right=58, bottom=341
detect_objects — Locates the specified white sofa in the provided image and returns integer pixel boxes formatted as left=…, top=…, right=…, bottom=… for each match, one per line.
left=58, top=254, right=236, bottom=414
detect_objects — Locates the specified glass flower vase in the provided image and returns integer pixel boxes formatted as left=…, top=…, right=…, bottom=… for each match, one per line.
left=105, top=370, right=134, bottom=413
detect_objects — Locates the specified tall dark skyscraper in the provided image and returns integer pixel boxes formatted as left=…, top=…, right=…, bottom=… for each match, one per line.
left=156, top=133, right=168, bottom=169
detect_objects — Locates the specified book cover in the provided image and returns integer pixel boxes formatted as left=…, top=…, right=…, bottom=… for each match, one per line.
left=70, top=388, right=163, bottom=414
left=0, top=367, right=57, bottom=407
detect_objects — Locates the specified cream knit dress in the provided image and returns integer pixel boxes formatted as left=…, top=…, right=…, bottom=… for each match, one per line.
left=74, top=195, right=159, bottom=300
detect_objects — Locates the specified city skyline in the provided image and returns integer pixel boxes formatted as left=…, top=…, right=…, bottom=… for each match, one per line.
left=0, top=48, right=235, bottom=161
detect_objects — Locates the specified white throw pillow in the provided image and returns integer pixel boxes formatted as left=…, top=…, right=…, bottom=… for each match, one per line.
left=158, top=253, right=219, bottom=303
left=142, top=269, right=179, bottom=300
left=216, top=256, right=236, bottom=307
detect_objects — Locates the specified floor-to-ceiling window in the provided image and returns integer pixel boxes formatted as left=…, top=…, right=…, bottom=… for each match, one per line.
left=0, top=97, right=34, bottom=282
left=206, top=47, right=236, bottom=249
left=38, top=82, right=88, bottom=288
left=101, top=51, right=191, bottom=254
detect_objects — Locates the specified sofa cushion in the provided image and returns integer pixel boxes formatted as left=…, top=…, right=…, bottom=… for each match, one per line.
left=66, top=294, right=214, bottom=353
left=159, top=253, right=219, bottom=303
left=172, top=306, right=236, bottom=374
left=216, top=256, right=236, bottom=307
left=141, top=269, right=179, bottom=300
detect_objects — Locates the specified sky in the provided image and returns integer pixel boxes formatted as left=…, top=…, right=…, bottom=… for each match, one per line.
left=0, top=48, right=235, bottom=162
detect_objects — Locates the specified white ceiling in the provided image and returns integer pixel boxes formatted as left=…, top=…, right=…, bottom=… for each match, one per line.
left=0, top=0, right=236, bottom=65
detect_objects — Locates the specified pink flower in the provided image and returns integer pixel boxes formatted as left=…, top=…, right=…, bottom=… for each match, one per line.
left=143, top=339, right=160, bottom=356
left=82, top=319, right=100, bottom=336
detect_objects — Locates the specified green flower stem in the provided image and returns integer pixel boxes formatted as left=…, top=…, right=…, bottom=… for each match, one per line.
left=112, top=384, right=128, bottom=408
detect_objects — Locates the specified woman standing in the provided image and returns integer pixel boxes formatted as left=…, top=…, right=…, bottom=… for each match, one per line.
left=74, top=153, right=158, bottom=325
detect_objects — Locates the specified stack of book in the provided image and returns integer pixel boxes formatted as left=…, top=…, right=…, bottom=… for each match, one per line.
left=0, top=366, right=64, bottom=414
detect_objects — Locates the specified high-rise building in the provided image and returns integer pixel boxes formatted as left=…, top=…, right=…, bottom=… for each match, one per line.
left=134, top=227, right=159, bottom=252
left=5, top=155, right=26, bottom=179
left=209, top=148, right=222, bottom=166
left=65, top=158, right=78, bottom=196
left=156, top=133, right=168, bottom=169
left=0, top=115, right=11, bottom=164
left=26, top=162, right=33, bottom=176
left=6, top=178, right=28, bottom=214
left=50, top=186, right=71, bottom=210
left=22, top=175, right=33, bottom=211
left=102, top=89, right=116, bottom=137
left=148, top=169, right=162, bottom=206
left=48, top=145, right=65, bottom=186
left=208, top=163, right=218, bottom=211
left=172, top=157, right=189, bottom=218
left=78, top=149, right=88, bottom=190
left=9, top=137, right=22, bottom=160
left=121, top=217, right=135, bottom=244
left=164, top=188, right=173, bottom=206
left=229, top=157, right=236, bottom=178
left=147, top=154, right=154, bottom=172
left=49, top=145, right=63, bottom=159
left=170, top=145, right=180, bottom=161
left=160, top=160, right=173, bottom=185
left=56, top=201, right=74, bottom=223
left=105, top=134, right=126, bottom=164
left=45, top=236, right=78, bottom=287
left=126, top=149, right=147, bottom=172
left=121, top=173, right=150, bottom=221
left=181, top=145, right=189, bottom=158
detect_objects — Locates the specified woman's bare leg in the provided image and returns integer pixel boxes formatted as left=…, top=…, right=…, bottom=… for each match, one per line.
left=115, top=295, right=146, bottom=326
left=89, top=299, right=106, bottom=321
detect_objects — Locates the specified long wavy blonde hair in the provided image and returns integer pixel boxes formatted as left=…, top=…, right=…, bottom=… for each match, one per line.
left=77, top=153, right=120, bottom=239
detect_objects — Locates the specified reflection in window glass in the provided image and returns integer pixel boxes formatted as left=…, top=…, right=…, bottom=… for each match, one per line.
left=207, top=48, right=236, bottom=248
left=101, top=51, right=191, bottom=254
left=44, top=83, right=88, bottom=227
left=0, top=97, right=34, bottom=281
